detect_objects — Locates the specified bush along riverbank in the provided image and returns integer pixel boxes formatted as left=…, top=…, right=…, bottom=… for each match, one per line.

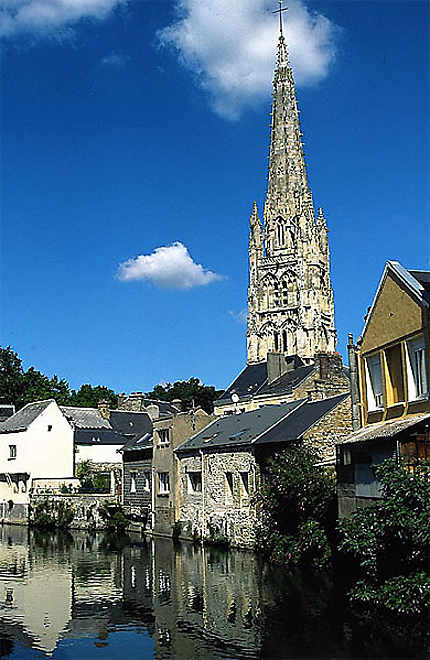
left=255, top=450, right=430, bottom=657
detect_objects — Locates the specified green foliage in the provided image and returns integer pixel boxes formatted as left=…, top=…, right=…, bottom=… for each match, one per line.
left=68, top=384, right=118, bottom=409
left=255, top=444, right=336, bottom=570
left=146, top=377, right=223, bottom=414
left=98, top=502, right=129, bottom=534
left=338, top=458, right=430, bottom=620
left=0, top=346, right=118, bottom=411
left=0, top=346, right=25, bottom=407
left=76, top=461, right=110, bottom=493
left=30, top=499, right=74, bottom=530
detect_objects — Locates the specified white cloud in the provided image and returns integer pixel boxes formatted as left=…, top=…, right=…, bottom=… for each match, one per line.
left=117, top=241, right=223, bottom=289
left=159, top=0, right=339, bottom=119
left=100, top=51, right=130, bottom=68
left=229, top=308, right=247, bottom=325
left=0, top=0, right=126, bottom=37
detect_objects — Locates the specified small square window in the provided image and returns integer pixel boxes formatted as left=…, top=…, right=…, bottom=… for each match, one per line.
left=9, top=445, right=16, bottom=459
left=47, top=425, right=52, bottom=432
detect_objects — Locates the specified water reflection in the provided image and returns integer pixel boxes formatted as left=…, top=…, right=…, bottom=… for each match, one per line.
left=0, top=526, right=425, bottom=659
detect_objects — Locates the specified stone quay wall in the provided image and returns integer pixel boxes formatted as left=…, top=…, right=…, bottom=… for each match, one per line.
left=30, top=494, right=117, bottom=530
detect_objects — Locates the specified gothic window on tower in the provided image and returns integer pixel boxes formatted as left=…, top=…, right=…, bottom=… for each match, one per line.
left=282, top=330, right=288, bottom=354
left=276, top=219, right=285, bottom=247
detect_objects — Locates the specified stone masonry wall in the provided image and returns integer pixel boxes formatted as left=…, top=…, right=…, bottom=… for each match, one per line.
left=303, top=395, right=353, bottom=462
left=177, top=448, right=257, bottom=549
left=30, top=494, right=117, bottom=530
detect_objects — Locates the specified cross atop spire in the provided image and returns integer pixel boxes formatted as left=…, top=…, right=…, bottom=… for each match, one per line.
left=273, top=0, right=287, bottom=37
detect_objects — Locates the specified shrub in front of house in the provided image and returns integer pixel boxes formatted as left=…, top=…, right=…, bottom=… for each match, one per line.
left=338, top=458, right=430, bottom=655
left=255, top=444, right=336, bottom=571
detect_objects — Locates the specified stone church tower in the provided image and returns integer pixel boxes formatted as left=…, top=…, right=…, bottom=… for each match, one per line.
left=247, top=16, right=336, bottom=364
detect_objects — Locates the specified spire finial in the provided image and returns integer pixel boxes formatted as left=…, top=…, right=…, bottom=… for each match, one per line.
left=273, top=0, right=287, bottom=37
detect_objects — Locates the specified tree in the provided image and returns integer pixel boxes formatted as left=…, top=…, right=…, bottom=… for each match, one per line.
left=339, top=458, right=430, bottom=615
left=146, top=377, right=223, bottom=414
left=255, top=443, right=336, bottom=570
left=0, top=346, right=24, bottom=406
left=69, top=384, right=118, bottom=409
left=21, top=368, right=70, bottom=408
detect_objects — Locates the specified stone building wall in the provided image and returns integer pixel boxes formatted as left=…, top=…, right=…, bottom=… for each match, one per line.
left=176, top=448, right=257, bottom=549
left=122, top=456, right=152, bottom=513
left=303, top=395, right=353, bottom=462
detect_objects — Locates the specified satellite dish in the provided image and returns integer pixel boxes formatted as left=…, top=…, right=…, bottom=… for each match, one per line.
left=231, top=393, right=239, bottom=403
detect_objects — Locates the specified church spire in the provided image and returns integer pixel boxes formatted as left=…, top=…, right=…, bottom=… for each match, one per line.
left=246, top=3, right=337, bottom=365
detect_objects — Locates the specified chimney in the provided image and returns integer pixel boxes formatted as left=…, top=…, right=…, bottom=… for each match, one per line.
left=98, top=400, right=110, bottom=420
left=145, top=403, right=159, bottom=421
left=266, top=352, right=295, bottom=384
left=171, top=399, right=182, bottom=412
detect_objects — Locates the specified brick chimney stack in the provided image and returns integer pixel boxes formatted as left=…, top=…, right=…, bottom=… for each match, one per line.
left=97, top=400, right=111, bottom=420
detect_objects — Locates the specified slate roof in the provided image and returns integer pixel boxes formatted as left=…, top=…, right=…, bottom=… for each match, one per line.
left=256, top=393, right=349, bottom=445
left=409, top=269, right=430, bottom=304
left=74, top=428, right=127, bottom=446
left=0, top=405, right=15, bottom=423
left=176, top=393, right=349, bottom=453
left=339, top=413, right=430, bottom=446
left=61, top=407, right=111, bottom=429
left=120, top=432, right=153, bottom=452
left=0, top=400, right=52, bottom=433
left=142, top=399, right=180, bottom=416
left=109, top=410, right=152, bottom=437
left=217, top=357, right=315, bottom=403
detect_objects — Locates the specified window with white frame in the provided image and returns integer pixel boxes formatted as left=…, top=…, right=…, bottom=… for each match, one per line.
left=9, top=445, right=16, bottom=459
left=158, top=472, right=170, bottom=495
left=158, top=429, right=170, bottom=446
left=365, top=353, right=384, bottom=410
left=406, top=336, right=428, bottom=400
left=130, top=471, right=137, bottom=494
left=143, top=471, right=151, bottom=492
left=187, top=471, right=202, bottom=493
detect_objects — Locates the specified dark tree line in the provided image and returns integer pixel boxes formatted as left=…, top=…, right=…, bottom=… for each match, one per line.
left=0, top=346, right=223, bottom=413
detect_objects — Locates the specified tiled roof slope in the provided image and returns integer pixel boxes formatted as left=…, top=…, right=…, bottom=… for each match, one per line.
left=339, top=413, right=430, bottom=445
left=176, top=394, right=348, bottom=453
left=0, top=400, right=52, bottom=433
left=217, top=358, right=315, bottom=404
left=409, top=269, right=430, bottom=304
left=176, top=400, right=302, bottom=452
left=120, top=432, right=153, bottom=452
left=256, top=393, right=349, bottom=445
left=61, top=407, right=111, bottom=429
left=109, top=411, right=152, bottom=437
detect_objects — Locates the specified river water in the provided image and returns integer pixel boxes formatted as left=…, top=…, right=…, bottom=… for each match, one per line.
left=0, top=525, right=425, bottom=659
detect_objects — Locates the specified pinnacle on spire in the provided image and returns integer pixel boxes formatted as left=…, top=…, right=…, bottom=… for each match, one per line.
left=273, top=1, right=288, bottom=67
left=273, top=0, right=287, bottom=38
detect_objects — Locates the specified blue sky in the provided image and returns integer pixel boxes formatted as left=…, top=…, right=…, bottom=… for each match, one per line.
left=1, top=0, right=429, bottom=394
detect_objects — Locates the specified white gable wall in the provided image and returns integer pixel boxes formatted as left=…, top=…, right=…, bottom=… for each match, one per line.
left=75, top=443, right=123, bottom=465
left=0, top=401, right=74, bottom=503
